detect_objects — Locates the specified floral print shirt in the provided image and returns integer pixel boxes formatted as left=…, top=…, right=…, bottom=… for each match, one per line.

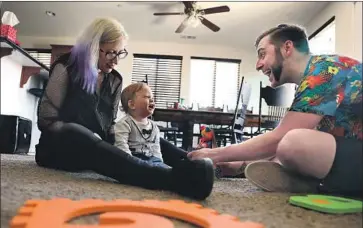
left=290, top=55, right=362, bottom=140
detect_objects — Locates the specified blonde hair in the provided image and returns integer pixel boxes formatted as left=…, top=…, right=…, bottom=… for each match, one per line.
left=69, top=17, right=129, bottom=93
left=121, top=82, right=148, bottom=113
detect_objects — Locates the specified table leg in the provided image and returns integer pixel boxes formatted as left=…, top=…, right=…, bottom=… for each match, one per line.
left=180, top=121, right=194, bottom=151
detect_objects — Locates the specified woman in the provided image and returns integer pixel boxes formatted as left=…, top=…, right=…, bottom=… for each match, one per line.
left=35, top=17, right=214, bottom=200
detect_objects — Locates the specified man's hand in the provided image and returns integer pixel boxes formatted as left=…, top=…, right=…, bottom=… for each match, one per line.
left=187, top=148, right=220, bottom=165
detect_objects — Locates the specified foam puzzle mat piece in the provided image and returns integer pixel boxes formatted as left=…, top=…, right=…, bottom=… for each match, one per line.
left=10, top=198, right=265, bottom=228
left=289, top=194, right=363, bottom=214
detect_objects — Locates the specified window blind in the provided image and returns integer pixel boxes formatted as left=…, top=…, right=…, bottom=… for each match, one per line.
left=131, top=54, right=182, bottom=109
left=26, top=49, right=52, bottom=68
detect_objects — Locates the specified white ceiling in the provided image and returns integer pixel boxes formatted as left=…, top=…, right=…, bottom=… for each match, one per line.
left=2, top=1, right=330, bottom=50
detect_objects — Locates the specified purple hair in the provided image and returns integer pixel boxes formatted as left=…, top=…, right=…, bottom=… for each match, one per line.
left=69, top=43, right=98, bottom=94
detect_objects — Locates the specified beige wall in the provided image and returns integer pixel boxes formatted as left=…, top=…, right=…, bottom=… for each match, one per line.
left=19, top=35, right=270, bottom=113
left=354, top=2, right=362, bottom=61
left=306, top=1, right=362, bottom=61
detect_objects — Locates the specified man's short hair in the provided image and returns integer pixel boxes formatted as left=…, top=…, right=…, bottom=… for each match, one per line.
left=255, top=24, right=310, bottom=54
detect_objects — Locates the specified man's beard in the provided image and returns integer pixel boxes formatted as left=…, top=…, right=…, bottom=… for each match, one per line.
left=271, top=48, right=284, bottom=83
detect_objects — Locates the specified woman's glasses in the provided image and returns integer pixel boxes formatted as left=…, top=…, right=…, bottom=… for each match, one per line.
left=100, top=49, right=128, bottom=60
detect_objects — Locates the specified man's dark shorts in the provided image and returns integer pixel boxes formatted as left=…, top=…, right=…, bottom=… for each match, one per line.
left=320, top=136, right=362, bottom=197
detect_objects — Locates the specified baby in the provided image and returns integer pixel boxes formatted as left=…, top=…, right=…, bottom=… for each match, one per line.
left=114, top=82, right=169, bottom=168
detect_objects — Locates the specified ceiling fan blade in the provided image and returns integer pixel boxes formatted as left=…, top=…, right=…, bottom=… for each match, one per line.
left=183, top=1, right=195, bottom=9
left=175, top=17, right=190, bottom=33
left=199, top=16, right=220, bottom=32
left=153, top=12, right=184, bottom=16
left=199, top=5, right=230, bottom=15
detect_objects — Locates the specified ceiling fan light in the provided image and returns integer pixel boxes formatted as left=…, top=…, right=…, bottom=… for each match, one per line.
left=191, top=19, right=200, bottom=28
left=187, top=16, right=199, bottom=28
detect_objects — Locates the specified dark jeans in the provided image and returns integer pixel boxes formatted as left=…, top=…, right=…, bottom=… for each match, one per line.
left=132, top=153, right=171, bottom=169
left=35, top=123, right=188, bottom=190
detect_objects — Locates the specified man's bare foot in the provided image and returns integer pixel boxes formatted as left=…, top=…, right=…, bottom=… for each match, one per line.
left=216, top=161, right=247, bottom=177
left=215, top=157, right=280, bottom=178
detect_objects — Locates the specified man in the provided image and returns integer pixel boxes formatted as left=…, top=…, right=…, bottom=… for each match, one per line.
left=188, top=24, right=362, bottom=197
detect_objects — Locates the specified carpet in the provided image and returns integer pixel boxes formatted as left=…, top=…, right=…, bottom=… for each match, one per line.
left=1, top=154, right=362, bottom=227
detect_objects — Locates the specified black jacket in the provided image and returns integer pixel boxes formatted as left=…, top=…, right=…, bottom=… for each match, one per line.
left=43, top=52, right=123, bottom=144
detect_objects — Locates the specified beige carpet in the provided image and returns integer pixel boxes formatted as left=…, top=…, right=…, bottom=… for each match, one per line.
left=1, top=154, right=362, bottom=228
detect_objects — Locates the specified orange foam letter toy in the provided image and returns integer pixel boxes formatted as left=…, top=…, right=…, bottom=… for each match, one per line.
left=10, top=198, right=265, bottom=228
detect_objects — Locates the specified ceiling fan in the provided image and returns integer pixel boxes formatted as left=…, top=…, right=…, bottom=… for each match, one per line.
left=153, top=1, right=230, bottom=33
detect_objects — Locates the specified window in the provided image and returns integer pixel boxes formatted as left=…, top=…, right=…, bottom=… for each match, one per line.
left=25, top=49, right=52, bottom=68
left=309, top=17, right=336, bottom=55
left=189, top=57, right=241, bottom=110
left=131, top=54, right=182, bottom=109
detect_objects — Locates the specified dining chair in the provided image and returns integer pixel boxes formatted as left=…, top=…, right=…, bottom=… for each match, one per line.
left=256, top=81, right=292, bottom=134
left=213, top=77, right=248, bottom=145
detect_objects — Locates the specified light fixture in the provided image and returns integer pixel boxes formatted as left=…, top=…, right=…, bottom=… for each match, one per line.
left=187, top=15, right=200, bottom=28
left=45, top=11, right=56, bottom=17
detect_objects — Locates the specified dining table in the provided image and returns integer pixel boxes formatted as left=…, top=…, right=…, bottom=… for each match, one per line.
left=152, top=108, right=267, bottom=150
